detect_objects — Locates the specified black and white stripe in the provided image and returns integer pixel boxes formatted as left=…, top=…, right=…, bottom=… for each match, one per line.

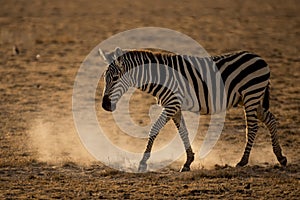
left=100, top=47, right=287, bottom=172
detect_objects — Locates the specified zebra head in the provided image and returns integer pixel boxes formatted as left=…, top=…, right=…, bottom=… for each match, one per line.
left=99, top=47, right=131, bottom=112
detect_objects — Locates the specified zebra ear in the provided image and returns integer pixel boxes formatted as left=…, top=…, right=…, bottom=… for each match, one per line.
left=99, top=48, right=113, bottom=64
left=113, top=47, right=123, bottom=59
left=113, top=47, right=126, bottom=71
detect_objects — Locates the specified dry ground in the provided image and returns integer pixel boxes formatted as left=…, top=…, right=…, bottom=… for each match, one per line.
left=0, top=0, right=299, bottom=199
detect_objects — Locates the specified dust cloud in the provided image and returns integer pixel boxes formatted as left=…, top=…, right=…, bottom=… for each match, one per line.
left=191, top=122, right=280, bottom=170
left=27, top=109, right=280, bottom=170
left=28, top=117, right=95, bottom=166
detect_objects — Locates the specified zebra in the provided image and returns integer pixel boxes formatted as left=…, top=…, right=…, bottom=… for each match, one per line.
left=99, top=47, right=287, bottom=172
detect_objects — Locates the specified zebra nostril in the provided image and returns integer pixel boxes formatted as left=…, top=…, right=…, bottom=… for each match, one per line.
left=102, top=95, right=112, bottom=111
left=103, top=95, right=110, bottom=102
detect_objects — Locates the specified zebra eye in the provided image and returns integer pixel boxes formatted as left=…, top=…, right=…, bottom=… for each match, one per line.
left=112, top=75, right=119, bottom=81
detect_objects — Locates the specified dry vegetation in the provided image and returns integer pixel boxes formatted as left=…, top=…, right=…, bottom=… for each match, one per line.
left=0, top=0, right=299, bottom=199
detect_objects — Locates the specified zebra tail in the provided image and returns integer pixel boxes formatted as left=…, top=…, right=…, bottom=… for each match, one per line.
left=263, top=81, right=270, bottom=110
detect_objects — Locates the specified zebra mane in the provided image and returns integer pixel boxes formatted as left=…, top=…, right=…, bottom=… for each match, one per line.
left=123, top=48, right=177, bottom=56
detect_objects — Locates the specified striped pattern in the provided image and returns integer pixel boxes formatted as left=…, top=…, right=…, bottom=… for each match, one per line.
left=100, top=48, right=287, bottom=172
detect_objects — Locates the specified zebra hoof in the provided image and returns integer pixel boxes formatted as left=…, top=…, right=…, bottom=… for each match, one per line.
left=180, top=166, right=190, bottom=172
left=236, top=161, right=248, bottom=167
left=138, top=163, right=147, bottom=172
left=279, top=156, right=287, bottom=166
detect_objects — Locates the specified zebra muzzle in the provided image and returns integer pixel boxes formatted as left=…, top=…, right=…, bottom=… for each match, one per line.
left=102, top=95, right=116, bottom=112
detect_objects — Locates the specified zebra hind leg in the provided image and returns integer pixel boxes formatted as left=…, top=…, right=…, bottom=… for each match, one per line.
left=172, top=111, right=194, bottom=172
left=138, top=110, right=171, bottom=172
left=236, top=108, right=259, bottom=167
left=257, top=107, right=287, bottom=166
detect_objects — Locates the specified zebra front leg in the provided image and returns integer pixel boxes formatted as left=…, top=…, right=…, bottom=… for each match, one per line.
left=138, top=110, right=171, bottom=172
left=172, top=111, right=194, bottom=172
left=236, top=109, right=259, bottom=167
left=257, top=107, right=287, bottom=166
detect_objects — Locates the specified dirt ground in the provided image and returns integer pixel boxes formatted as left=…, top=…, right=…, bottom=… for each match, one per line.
left=0, top=0, right=299, bottom=199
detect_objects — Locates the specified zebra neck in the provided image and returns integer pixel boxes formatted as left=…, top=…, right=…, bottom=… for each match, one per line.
left=124, top=51, right=169, bottom=91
